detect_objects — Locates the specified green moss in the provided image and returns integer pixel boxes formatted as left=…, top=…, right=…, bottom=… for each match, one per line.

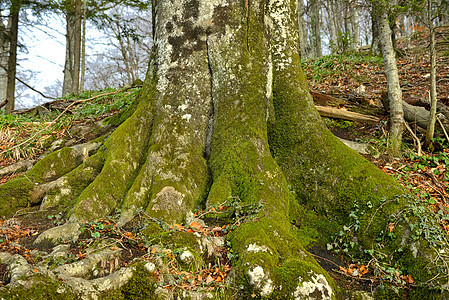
left=99, top=263, right=157, bottom=300
left=27, top=147, right=85, bottom=183
left=0, top=274, right=76, bottom=300
left=42, top=149, right=106, bottom=210
left=0, top=177, right=34, bottom=218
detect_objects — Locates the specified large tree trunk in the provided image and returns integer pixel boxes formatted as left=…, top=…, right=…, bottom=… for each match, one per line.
left=1, top=0, right=448, bottom=298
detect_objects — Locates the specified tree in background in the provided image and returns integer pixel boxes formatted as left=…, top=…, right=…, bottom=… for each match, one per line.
left=0, top=0, right=21, bottom=113
left=372, top=0, right=405, bottom=156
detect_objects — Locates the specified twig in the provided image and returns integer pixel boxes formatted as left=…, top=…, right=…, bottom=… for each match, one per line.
left=15, top=77, right=57, bottom=100
left=13, top=209, right=48, bottom=217
left=0, top=86, right=137, bottom=156
left=404, top=121, right=422, bottom=156
left=436, top=116, right=449, bottom=143
left=310, top=253, right=343, bottom=269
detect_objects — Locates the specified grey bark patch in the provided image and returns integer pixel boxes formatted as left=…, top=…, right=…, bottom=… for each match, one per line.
left=6, top=254, right=32, bottom=285
left=53, top=248, right=121, bottom=279
left=34, top=221, right=80, bottom=248
left=151, top=186, right=184, bottom=211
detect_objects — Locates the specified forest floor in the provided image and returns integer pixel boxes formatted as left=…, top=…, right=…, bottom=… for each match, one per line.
left=1, top=29, right=449, bottom=295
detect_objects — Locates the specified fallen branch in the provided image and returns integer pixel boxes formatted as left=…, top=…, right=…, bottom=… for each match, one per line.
left=315, top=105, right=380, bottom=123
left=404, top=121, right=422, bottom=156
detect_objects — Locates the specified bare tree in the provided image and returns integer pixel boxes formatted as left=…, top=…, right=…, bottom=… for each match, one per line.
left=374, top=1, right=404, bottom=155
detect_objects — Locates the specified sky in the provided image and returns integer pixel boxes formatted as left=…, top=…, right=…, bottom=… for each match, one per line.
left=15, top=12, right=66, bottom=109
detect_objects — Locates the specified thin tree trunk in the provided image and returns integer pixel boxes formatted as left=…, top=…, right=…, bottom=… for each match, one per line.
left=5, top=2, right=20, bottom=113
left=425, top=5, right=438, bottom=149
left=326, top=0, right=338, bottom=52
left=72, top=0, right=81, bottom=94
left=0, top=14, right=10, bottom=107
left=297, top=0, right=309, bottom=58
left=62, top=11, right=75, bottom=96
left=370, top=7, right=381, bottom=56
left=311, top=0, right=322, bottom=57
left=376, top=4, right=404, bottom=155
left=79, top=0, right=87, bottom=93
left=352, top=4, right=360, bottom=48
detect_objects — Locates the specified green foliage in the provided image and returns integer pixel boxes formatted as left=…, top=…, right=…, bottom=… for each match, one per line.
left=329, top=31, right=355, bottom=54
left=301, top=54, right=382, bottom=83
left=324, top=118, right=354, bottom=129
left=328, top=195, right=449, bottom=292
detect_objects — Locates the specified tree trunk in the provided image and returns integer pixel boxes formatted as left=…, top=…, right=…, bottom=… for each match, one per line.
left=79, top=0, right=87, bottom=92
left=425, top=5, right=438, bottom=149
left=370, top=7, right=380, bottom=55
left=352, top=3, right=360, bottom=49
left=5, top=2, right=20, bottom=113
left=325, top=0, right=338, bottom=52
left=72, top=0, right=81, bottom=94
left=297, top=0, right=309, bottom=58
left=0, top=14, right=9, bottom=108
left=62, top=10, right=75, bottom=96
left=375, top=3, right=404, bottom=156
left=310, top=0, right=322, bottom=58
left=1, top=0, right=448, bottom=298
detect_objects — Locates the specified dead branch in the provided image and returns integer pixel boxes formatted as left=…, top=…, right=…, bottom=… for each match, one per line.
left=315, top=105, right=380, bottom=123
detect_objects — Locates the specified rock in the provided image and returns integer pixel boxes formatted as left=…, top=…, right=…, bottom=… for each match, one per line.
left=144, top=262, right=156, bottom=273
left=338, top=138, right=378, bottom=157
left=179, top=250, right=194, bottom=264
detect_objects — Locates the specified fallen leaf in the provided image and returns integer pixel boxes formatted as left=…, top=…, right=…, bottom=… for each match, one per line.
left=206, top=275, right=214, bottom=284
left=388, top=223, right=395, bottom=233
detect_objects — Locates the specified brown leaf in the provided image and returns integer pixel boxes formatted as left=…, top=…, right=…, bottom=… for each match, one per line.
left=388, top=223, right=395, bottom=233
left=190, top=221, right=201, bottom=229
left=206, top=275, right=214, bottom=284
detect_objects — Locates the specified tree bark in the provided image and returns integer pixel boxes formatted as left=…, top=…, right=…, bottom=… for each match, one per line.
left=0, top=0, right=448, bottom=297
left=425, top=3, right=438, bottom=149
left=79, top=0, right=87, bottom=92
left=352, top=3, right=361, bottom=49
left=375, top=3, right=404, bottom=156
left=0, top=13, right=9, bottom=108
left=310, top=0, right=322, bottom=58
left=62, top=9, right=75, bottom=96
left=5, top=2, right=20, bottom=113
left=72, top=0, right=82, bottom=94
left=297, top=0, right=309, bottom=58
